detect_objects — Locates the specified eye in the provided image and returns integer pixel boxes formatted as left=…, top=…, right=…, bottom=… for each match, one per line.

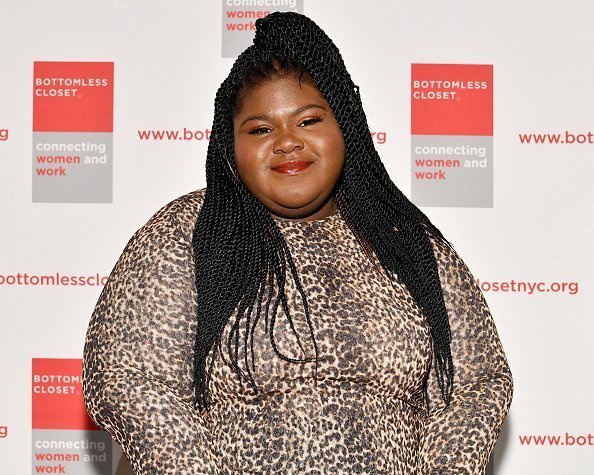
left=248, top=127, right=271, bottom=135
left=299, top=117, right=323, bottom=127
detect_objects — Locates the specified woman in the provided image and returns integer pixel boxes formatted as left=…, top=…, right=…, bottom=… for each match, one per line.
left=82, top=11, right=513, bottom=475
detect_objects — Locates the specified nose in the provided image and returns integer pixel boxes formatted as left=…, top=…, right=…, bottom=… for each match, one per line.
left=272, top=129, right=304, bottom=154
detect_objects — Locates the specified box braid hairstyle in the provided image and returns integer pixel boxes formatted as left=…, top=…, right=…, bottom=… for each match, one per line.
left=192, top=11, right=455, bottom=413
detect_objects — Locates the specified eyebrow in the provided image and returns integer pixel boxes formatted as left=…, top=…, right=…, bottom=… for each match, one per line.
left=239, top=103, right=327, bottom=128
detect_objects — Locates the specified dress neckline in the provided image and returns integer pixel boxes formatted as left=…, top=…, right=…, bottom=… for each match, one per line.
left=273, top=207, right=341, bottom=226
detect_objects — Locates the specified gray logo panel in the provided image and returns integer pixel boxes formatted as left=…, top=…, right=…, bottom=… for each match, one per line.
left=32, top=132, right=113, bottom=203
left=222, top=0, right=304, bottom=58
left=32, top=429, right=112, bottom=475
left=411, top=135, right=493, bottom=208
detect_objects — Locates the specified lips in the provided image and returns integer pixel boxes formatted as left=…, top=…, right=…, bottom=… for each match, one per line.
left=271, top=160, right=313, bottom=175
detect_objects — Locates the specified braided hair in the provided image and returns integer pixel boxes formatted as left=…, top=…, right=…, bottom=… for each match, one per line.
left=192, top=11, right=455, bottom=413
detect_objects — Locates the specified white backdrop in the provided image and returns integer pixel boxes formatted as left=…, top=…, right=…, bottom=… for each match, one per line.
left=1, top=1, right=592, bottom=474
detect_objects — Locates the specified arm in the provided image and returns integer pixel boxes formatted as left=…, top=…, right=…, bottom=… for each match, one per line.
left=418, top=232, right=514, bottom=475
left=82, top=196, right=216, bottom=474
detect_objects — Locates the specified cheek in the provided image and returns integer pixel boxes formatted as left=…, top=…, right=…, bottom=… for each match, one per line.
left=319, top=129, right=345, bottom=164
left=233, top=138, right=257, bottom=172
left=233, top=138, right=272, bottom=187
left=335, top=132, right=346, bottom=158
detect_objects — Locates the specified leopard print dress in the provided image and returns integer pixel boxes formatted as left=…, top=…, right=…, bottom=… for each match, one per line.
left=82, top=187, right=513, bottom=475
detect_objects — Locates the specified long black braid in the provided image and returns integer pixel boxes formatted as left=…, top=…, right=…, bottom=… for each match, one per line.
left=191, top=11, right=455, bottom=413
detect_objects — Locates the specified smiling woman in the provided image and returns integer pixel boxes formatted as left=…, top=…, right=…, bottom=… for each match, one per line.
left=82, top=11, right=513, bottom=475
left=232, top=63, right=345, bottom=221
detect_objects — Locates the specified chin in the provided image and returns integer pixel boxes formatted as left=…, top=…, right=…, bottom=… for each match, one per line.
left=274, top=201, right=315, bottom=213
left=272, top=187, right=320, bottom=208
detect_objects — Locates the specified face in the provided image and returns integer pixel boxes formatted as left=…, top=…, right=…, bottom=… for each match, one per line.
left=233, top=74, right=345, bottom=221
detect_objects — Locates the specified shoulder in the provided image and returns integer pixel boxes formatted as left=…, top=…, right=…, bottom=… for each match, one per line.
left=423, top=226, right=458, bottom=267
left=422, top=225, right=479, bottom=291
left=137, top=187, right=206, bottom=239
left=98, top=188, right=207, bottom=295
left=123, top=187, right=207, bottom=257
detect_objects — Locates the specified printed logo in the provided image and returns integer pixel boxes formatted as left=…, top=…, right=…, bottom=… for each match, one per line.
left=32, top=358, right=112, bottom=474
left=32, top=62, right=114, bottom=203
left=222, top=0, right=304, bottom=58
left=411, top=64, right=493, bottom=207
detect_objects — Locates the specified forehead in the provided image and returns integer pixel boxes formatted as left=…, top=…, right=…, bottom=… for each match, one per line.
left=234, top=75, right=328, bottom=116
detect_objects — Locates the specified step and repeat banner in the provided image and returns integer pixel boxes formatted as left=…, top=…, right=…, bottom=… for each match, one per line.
left=1, top=1, right=592, bottom=474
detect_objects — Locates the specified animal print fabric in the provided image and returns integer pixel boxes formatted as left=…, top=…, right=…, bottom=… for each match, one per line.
left=82, top=187, right=513, bottom=474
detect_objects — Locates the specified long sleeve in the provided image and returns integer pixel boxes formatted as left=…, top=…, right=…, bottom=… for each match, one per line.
left=418, top=232, right=514, bottom=474
left=82, top=195, right=216, bottom=475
